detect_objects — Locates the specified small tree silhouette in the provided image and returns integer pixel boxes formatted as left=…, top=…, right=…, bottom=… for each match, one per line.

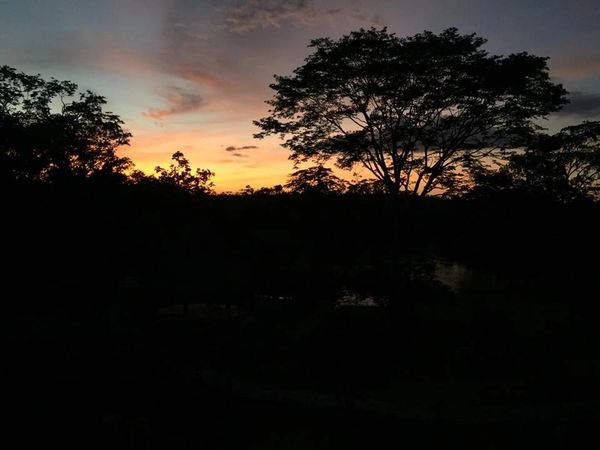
left=254, top=184, right=285, bottom=195
left=285, top=165, right=346, bottom=194
left=154, top=151, right=215, bottom=194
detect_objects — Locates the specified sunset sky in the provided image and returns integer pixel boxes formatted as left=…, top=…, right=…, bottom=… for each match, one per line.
left=2, top=0, right=600, bottom=191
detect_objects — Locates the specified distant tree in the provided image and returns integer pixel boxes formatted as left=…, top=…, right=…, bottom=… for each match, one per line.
left=239, top=184, right=255, bottom=195
left=154, top=151, right=215, bottom=194
left=285, top=165, right=347, bottom=194
left=254, top=28, right=567, bottom=195
left=254, top=184, right=285, bottom=195
left=0, top=65, right=131, bottom=183
left=472, top=121, right=600, bottom=202
left=346, top=178, right=387, bottom=195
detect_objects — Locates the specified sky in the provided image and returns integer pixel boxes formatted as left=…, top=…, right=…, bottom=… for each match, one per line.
left=1, top=0, right=600, bottom=191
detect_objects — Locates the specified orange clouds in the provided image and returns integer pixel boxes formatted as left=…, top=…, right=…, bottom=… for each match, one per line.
left=144, top=85, right=206, bottom=120
left=181, top=70, right=224, bottom=89
left=550, top=54, right=600, bottom=81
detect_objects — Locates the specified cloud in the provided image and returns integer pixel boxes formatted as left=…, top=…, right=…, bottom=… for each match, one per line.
left=158, top=1, right=225, bottom=85
left=217, top=153, right=251, bottom=163
left=221, top=0, right=317, bottom=33
left=551, top=55, right=600, bottom=81
left=155, top=0, right=346, bottom=119
left=144, top=85, right=205, bottom=120
left=180, top=70, right=224, bottom=89
left=350, top=8, right=386, bottom=27
left=225, top=145, right=259, bottom=151
left=168, top=22, right=210, bottom=41
left=557, top=91, right=600, bottom=118
left=222, top=2, right=380, bottom=34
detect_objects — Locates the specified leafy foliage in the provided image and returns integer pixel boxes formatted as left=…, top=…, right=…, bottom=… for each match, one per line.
left=154, top=151, right=215, bottom=194
left=285, top=165, right=347, bottom=194
left=255, top=28, right=567, bottom=195
left=0, top=65, right=131, bottom=183
left=346, top=178, right=387, bottom=195
left=254, top=184, right=285, bottom=195
left=472, top=121, right=600, bottom=202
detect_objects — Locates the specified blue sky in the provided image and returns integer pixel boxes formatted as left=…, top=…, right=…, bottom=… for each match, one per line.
left=1, top=0, right=599, bottom=190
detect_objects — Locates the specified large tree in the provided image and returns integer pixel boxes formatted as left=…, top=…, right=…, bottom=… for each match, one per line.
left=0, top=65, right=131, bottom=183
left=254, top=28, right=568, bottom=195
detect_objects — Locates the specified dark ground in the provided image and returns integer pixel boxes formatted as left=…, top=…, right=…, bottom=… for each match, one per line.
left=2, top=183, right=600, bottom=448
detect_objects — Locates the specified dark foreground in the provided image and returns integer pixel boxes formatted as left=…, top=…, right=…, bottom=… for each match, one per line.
left=3, top=184, right=600, bottom=449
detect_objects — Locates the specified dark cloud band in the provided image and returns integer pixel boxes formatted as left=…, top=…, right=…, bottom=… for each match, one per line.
left=557, top=91, right=600, bottom=118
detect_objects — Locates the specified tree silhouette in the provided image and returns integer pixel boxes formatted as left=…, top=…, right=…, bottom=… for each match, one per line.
left=285, top=165, right=347, bottom=194
left=346, top=178, right=387, bottom=195
left=239, top=184, right=255, bottom=195
left=154, top=151, right=215, bottom=194
left=0, top=65, right=131, bottom=183
left=472, top=121, right=600, bottom=202
left=254, top=28, right=567, bottom=195
left=254, top=184, right=285, bottom=195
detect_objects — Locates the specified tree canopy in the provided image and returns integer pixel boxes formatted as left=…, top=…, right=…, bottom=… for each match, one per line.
left=471, top=121, right=600, bottom=202
left=153, top=151, right=215, bottom=195
left=285, top=165, right=347, bottom=194
left=254, top=28, right=568, bottom=195
left=0, top=65, right=131, bottom=183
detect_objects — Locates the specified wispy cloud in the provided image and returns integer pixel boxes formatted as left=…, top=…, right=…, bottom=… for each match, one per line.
left=221, top=0, right=317, bottom=33
left=144, top=85, right=205, bottom=121
left=225, top=145, right=258, bottom=157
left=551, top=54, right=600, bottom=81
left=168, top=22, right=210, bottom=41
left=350, top=8, right=386, bottom=27
left=225, top=145, right=259, bottom=151
left=557, top=91, right=600, bottom=118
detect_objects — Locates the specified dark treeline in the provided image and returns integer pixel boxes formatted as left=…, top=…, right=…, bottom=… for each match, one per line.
left=3, top=28, right=600, bottom=449
left=5, top=182, right=600, bottom=312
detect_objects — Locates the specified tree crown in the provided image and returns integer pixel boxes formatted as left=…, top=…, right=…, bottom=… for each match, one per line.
left=0, top=65, right=131, bottom=183
left=254, top=28, right=568, bottom=195
left=154, top=151, right=215, bottom=195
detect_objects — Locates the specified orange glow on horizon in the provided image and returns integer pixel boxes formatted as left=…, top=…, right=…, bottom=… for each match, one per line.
left=121, top=128, right=294, bottom=193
